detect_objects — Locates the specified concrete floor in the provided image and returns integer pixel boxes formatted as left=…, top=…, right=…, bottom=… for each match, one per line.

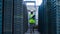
left=25, top=28, right=40, bottom=34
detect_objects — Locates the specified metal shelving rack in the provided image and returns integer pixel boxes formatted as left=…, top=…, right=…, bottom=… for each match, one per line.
left=38, top=0, right=48, bottom=34
left=14, top=0, right=23, bottom=34
left=2, top=0, right=28, bottom=34
left=3, top=0, right=13, bottom=34
left=14, top=0, right=28, bottom=34
left=56, top=0, right=60, bottom=34
left=47, top=0, right=60, bottom=34
left=47, top=0, right=57, bottom=34
left=0, top=0, right=2, bottom=34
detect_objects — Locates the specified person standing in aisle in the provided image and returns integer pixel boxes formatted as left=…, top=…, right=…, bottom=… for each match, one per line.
left=29, top=12, right=36, bottom=34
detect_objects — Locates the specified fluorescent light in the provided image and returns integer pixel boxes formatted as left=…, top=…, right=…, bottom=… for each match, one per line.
left=26, top=3, right=34, bottom=5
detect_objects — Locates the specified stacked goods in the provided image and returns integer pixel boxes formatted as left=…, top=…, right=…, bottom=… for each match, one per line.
left=3, top=0, right=13, bottom=34
left=0, top=0, right=2, bottom=34
left=38, top=0, right=48, bottom=34
left=47, top=0, right=60, bottom=34
left=14, top=0, right=28, bottom=34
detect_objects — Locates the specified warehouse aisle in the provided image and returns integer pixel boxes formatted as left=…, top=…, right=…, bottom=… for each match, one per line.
left=25, top=28, right=40, bottom=34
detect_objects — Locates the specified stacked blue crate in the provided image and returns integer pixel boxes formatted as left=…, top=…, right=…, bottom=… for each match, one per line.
left=47, top=0, right=57, bottom=34
left=0, top=0, right=2, bottom=34
left=23, top=3, right=28, bottom=33
left=3, top=0, right=13, bottom=34
left=57, top=0, right=60, bottom=34
left=47, top=1, right=52, bottom=34
left=14, top=0, right=28, bottom=34
left=39, top=0, right=60, bottom=34
left=47, top=0, right=59, bottom=34
left=14, top=0, right=24, bottom=34
left=38, top=0, right=48, bottom=34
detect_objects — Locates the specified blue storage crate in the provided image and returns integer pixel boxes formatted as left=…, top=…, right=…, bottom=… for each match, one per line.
left=3, top=0, right=13, bottom=34
left=0, top=0, right=2, bottom=34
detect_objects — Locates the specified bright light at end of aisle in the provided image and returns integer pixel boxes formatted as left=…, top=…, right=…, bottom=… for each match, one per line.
left=24, top=0, right=43, bottom=6
left=36, top=0, right=43, bottom=6
left=26, top=3, right=35, bottom=5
